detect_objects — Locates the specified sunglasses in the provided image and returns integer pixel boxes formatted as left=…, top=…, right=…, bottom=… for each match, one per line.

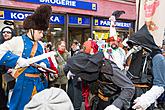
left=2, top=31, right=12, bottom=34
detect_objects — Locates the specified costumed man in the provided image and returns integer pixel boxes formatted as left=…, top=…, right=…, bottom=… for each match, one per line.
left=0, top=4, right=52, bottom=110
left=105, top=10, right=126, bottom=71
left=129, top=25, right=165, bottom=110
left=0, top=20, right=15, bottom=110
left=107, top=36, right=126, bottom=71
left=128, top=0, right=165, bottom=109
left=50, top=40, right=70, bottom=91
left=64, top=40, right=135, bottom=110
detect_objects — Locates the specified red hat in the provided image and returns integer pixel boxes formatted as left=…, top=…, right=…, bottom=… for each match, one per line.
left=83, top=40, right=98, bottom=54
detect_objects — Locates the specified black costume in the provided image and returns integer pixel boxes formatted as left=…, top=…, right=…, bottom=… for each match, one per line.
left=64, top=52, right=135, bottom=110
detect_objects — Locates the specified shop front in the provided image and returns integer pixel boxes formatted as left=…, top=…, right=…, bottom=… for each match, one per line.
left=0, top=0, right=136, bottom=49
left=0, top=9, right=65, bottom=46
left=93, top=17, right=134, bottom=40
left=0, top=9, right=134, bottom=49
left=68, top=15, right=91, bottom=47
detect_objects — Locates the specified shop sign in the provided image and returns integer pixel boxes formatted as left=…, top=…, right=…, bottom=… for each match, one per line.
left=16, top=0, right=97, bottom=11
left=94, top=32, right=109, bottom=40
left=0, top=10, right=65, bottom=24
left=94, top=18, right=132, bottom=29
left=69, top=15, right=90, bottom=25
left=50, top=14, right=64, bottom=24
left=0, top=11, right=5, bottom=19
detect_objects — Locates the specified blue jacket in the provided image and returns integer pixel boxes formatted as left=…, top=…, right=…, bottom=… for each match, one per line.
left=0, top=35, right=50, bottom=110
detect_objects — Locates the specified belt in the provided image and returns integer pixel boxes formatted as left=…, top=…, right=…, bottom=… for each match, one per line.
left=25, top=73, right=40, bottom=78
left=134, top=83, right=150, bottom=88
left=98, top=89, right=109, bottom=101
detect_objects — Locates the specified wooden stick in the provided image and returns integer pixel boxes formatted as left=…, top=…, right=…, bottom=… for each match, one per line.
left=31, top=63, right=58, bottom=78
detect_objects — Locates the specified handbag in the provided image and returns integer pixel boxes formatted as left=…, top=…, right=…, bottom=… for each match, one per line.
left=2, top=73, right=15, bottom=93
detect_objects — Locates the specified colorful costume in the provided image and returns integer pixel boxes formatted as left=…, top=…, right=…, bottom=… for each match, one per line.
left=64, top=40, right=135, bottom=110
left=0, top=35, right=50, bottom=110
left=127, top=24, right=165, bottom=110
left=0, top=4, right=52, bottom=110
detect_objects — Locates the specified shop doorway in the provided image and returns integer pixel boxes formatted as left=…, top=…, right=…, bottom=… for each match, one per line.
left=68, top=27, right=90, bottom=48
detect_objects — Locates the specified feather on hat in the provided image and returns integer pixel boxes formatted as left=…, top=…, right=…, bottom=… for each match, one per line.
left=23, top=4, right=52, bottom=31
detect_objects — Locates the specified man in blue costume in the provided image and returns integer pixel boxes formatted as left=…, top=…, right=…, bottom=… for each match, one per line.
left=0, top=4, right=52, bottom=110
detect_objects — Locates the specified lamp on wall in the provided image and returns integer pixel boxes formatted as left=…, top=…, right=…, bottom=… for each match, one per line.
left=54, top=28, right=62, bottom=31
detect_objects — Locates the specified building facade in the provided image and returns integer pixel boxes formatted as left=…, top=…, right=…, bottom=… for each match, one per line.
left=0, top=0, right=136, bottom=48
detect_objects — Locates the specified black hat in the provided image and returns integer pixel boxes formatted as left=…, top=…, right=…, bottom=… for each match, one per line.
left=127, top=25, right=160, bottom=50
left=65, top=52, right=103, bottom=82
left=127, top=24, right=162, bottom=57
left=112, top=10, right=125, bottom=19
left=23, top=4, right=52, bottom=31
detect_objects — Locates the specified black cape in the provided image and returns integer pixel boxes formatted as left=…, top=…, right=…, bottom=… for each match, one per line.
left=64, top=52, right=104, bottom=82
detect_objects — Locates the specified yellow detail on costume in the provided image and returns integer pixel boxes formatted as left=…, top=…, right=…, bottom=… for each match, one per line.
left=32, top=86, right=37, bottom=96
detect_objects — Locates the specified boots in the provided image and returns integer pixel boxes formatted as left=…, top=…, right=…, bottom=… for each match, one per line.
left=132, top=86, right=164, bottom=110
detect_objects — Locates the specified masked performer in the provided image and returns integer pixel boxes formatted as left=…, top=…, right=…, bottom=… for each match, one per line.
left=129, top=24, right=165, bottom=110
left=64, top=40, right=135, bottom=110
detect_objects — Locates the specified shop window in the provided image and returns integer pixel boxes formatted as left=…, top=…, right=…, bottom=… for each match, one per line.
left=0, top=20, right=64, bottom=50
left=49, top=24, right=64, bottom=49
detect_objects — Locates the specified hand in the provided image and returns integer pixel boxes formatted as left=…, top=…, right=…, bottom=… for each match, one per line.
left=67, top=71, right=75, bottom=80
left=132, top=86, right=164, bottom=110
left=7, top=69, right=12, bottom=74
left=132, top=96, right=150, bottom=110
left=17, top=57, right=29, bottom=68
left=38, top=62, right=47, bottom=72
left=104, top=105, right=120, bottom=110
left=49, top=73, right=56, bottom=81
left=125, top=66, right=129, bottom=71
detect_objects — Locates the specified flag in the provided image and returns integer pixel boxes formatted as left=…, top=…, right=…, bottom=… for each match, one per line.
left=136, top=0, right=165, bottom=46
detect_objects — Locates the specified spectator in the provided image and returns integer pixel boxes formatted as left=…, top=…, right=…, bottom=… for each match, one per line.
left=50, top=40, right=70, bottom=91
